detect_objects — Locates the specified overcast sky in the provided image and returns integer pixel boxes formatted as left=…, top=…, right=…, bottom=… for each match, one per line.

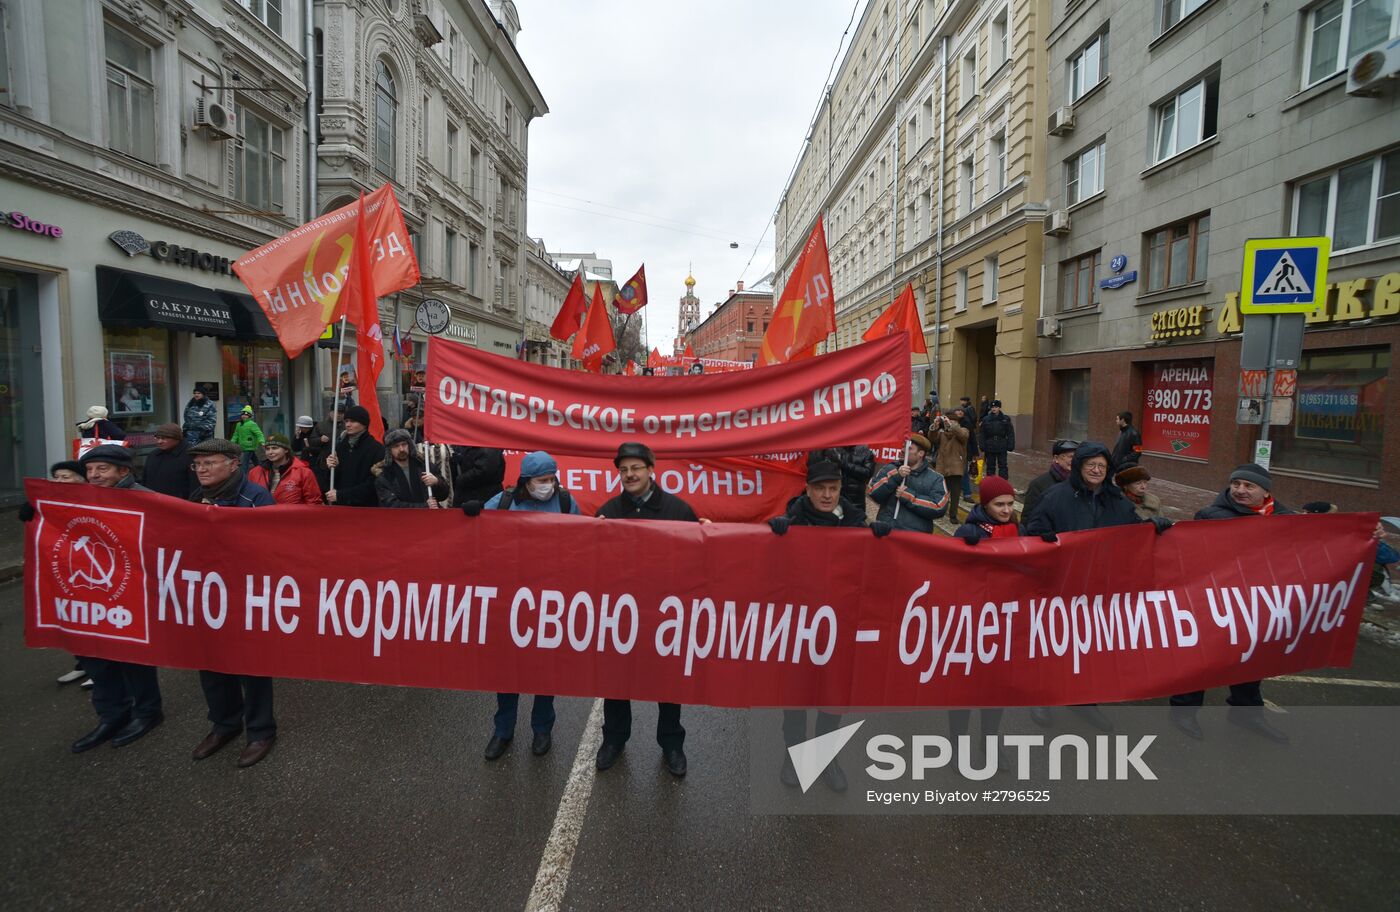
left=516, top=0, right=866, bottom=353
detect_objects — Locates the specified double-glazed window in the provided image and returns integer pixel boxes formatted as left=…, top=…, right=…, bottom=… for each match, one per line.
left=1152, top=73, right=1218, bottom=164
left=238, top=0, right=282, bottom=35
left=989, top=129, right=1008, bottom=195
left=1068, top=32, right=1107, bottom=103
left=234, top=107, right=285, bottom=212
left=1066, top=139, right=1106, bottom=205
left=1303, top=0, right=1399, bottom=88
left=1159, top=0, right=1210, bottom=34
left=374, top=60, right=397, bottom=177
left=1293, top=149, right=1400, bottom=252
left=989, top=7, right=1010, bottom=71
left=958, top=146, right=976, bottom=215
left=104, top=24, right=156, bottom=163
left=1145, top=213, right=1210, bottom=292
left=1059, top=250, right=1100, bottom=312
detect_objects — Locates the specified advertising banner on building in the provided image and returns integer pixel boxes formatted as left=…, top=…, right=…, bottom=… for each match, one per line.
left=24, top=481, right=1374, bottom=708
left=425, top=334, right=910, bottom=459
left=1141, top=360, right=1213, bottom=458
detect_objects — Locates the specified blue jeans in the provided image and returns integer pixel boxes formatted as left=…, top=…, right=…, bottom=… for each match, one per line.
left=494, top=693, right=555, bottom=739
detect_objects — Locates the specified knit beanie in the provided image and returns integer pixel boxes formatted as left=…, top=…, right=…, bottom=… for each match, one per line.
left=1228, top=463, right=1272, bottom=492
left=978, top=475, right=1016, bottom=505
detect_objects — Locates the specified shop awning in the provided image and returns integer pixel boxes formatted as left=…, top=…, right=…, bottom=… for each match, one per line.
left=97, top=267, right=280, bottom=342
left=218, top=290, right=279, bottom=341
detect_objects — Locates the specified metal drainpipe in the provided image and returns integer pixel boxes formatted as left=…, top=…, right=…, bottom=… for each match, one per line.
left=305, top=0, right=320, bottom=411
left=889, top=37, right=899, bottom=309
left=932, top=35, right=948, bottom=398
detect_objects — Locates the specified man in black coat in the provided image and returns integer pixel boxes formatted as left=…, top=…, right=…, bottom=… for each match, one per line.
left=1111, top=411, right=1142, bottom=470
left=324, top=405, right=385, bottom=506
left=978, top=400, right=1016, bottom=480
left=1020, top=439, right=1078, bottom=521
left=374, top=429, right=450, bottom=507
left=958, top=397, right=979, bottom=501
left=1169, top=463, right=1294, bottom=743
left=594, top=442, right=699, bottom=777
left=452, top=446, right=507, bottom=506
left=142, top=423, right=197, bottom=499
left=836, top=444, right=875, bottom=510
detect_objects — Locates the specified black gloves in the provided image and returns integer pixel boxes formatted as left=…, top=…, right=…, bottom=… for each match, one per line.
left=17, top=502, right=35, bottom=522
left=768, top=516, right=790, bottom=536
left=961, top=533, right=980, bottom=546
left=1039, top=532, right=1058, bottom=543
left=461, top=500, right=483, bottom=517
left=871, top=521, right=893, bottom=538
left=1150, top=516, right=1174, bottom=535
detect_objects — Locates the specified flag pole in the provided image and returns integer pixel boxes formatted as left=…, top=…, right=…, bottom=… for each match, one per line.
left=891, top=439, right=912, bottom=521
left=328, top=314, right=348, bottom=495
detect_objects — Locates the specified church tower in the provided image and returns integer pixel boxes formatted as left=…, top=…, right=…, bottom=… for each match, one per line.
left=674, top=272, right=700, bottom=356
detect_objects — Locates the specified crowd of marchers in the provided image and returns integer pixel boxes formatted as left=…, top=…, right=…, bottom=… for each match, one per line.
left=19, top=389, right=1398, bottom=790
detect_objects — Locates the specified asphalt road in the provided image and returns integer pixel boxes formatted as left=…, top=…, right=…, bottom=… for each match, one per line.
left=3, top=577, right=1399, bottom=911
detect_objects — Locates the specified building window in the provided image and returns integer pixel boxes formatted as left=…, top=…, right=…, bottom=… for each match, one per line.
left=1059, top=250, right=1101, bottom=312
left=989, top=129, right=1007, bottom=195
left=960, top=45, right=978, bottom=107
left=1152, top=73, right=1218, bottom=164
left=1145, top=213, right=1210, bottom=292
left=469, top=146, right=481, bottom=198
left=990, top=6, right=1010, bottom=71
left=374, top=60, right=397, bottom=177
left=747, top=321, right=755, bottom=333
left=1066, top=139, right=1106, bottom=205
left=314, top=28, right=324, bottom=113
left=1305, top=0, right=1400, bottom=86
left=234, top=107, right=285, bottom=212
left=905, top=199, right=918, bottom=248
left=983, top=255, right=999, bottom=305
left=471, top=60, right=481, bottom=100
left=504, top=100, right=514, bottom=143
left=1294, top=149, right=1400, bottom=252
left=447, top=122, right=459, bottom=180
left=1056, top=369, right=1092, bottom=441
left=1159, top=0, right=1210, bottom=34
left=238, top=0, right=282, bottom=35
left=955, top=267, right=969, bottom=312
left=1272, top=346, right=1388, bottom=483
left=958, top=147, right=976, bottom=215
left=444, top=228, right=457, bottom=284
left=104, top=23, right=156, bottom=163
left=1069, top=32, right=1106, bottom=103
left=447, top=24, right=461, bottom=77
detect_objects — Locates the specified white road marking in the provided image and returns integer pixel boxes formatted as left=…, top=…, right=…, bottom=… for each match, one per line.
left=855, top=629, right=880, bottom=642
left=1273, top=674, right=1400, bottom=690
left=525, top=698, right=604, bottom=912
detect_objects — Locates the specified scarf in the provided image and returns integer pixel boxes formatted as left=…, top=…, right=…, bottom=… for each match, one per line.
left=983, top=521, right=1020, bottom=539
left=199, top=469, right=245, bottom=504
left=1250, top=497, right=1276, bottom=516
left=1049, top=462, right=1069, bottom=482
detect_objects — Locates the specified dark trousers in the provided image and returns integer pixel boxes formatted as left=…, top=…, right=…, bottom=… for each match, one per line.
left=494, top=693, right=556, bottom=738
left=84, top=658, right=162, bottom=724
left=781, top=709, right=841, bottom=748
left=602, top=699, right=684, bottom=750
left=944, top=476, right=963, bottom=523
left=1170, top=681, right=1263, bottom=707
left=200, top=671, right=276, bottom=741
left=949, top=708, right=1004, bottom=739
left=984, top=451, right=1009, bottom=479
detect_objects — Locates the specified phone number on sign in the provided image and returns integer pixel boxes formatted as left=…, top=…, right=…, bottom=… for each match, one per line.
left=1146, top=388, right=1212, bottom=410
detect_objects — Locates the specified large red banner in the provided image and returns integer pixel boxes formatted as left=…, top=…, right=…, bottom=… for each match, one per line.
left=24, top=481, right=1373, bottom=708
left=500, top=451, right=807, bottom=522
left=426, top=334, right=910, bottom=459
left=1142, top=360, right=1213, bottom=459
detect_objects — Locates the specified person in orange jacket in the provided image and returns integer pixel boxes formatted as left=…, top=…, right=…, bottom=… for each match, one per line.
left=248, top=434, right=324, bottom=505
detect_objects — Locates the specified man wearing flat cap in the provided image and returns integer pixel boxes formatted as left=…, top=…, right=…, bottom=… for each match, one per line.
left=324, top=404, right=385, bottom=506
left=594, top=442, right=698, bottom=777
left=867, top=433, right=949, bottom=534
left=142, top=423, right=197, bottom=499
left=1021, top=439, right=1078, bottom=522
left=187, top=439, right=278, bottom=767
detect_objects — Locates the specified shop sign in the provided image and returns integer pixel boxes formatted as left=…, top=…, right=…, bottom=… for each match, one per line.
left=1141, top=360, right=1212, bottom=458
left=1149, top=304, right=1208, bottom=341
left=109, top=230, right=235, bottom=276
left=1, top=209, right=63, bottom=239
left=444, top=320, right=477, bottom=344
left=1295, top=387, right=1363, bottom=442
left=1217, top=271, right=1400, bottom=334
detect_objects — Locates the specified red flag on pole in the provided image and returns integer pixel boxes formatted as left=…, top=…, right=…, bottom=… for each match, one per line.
left=647, top=348, right=662, bottom=369
left=550, top=272, right=588, bottom=341
left=571, top=284, right=615, bottom=372
left=613, top=264, right=648, bottom=315
left=760, top=215, right=835, bottom=365
left=623, top=360, right=638, bottom=376
left=862, top=283, right=928, bottom=354
left=683, top=342, right=696, bottom=360
left=343, top=193, right=387, bottom=440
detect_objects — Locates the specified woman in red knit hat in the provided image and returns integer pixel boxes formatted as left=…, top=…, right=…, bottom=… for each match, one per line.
left=953, top=475, right=1022, bottom=542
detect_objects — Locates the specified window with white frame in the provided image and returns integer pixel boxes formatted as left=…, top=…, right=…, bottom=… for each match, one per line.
left=470, top=145, right=481, bottom=198
left=907, top=114, right=919, bottom=159
left=905, top=199, right=918, bottom=249
left=234, top=106, right=285, bottom=212
left=447, top=122, right=459, bottom=181
left=960, top=44, right=978, bottom=107
left=445, top=228, right=458, bottom=283
left=1303, top=0, right=1400, bottom=88
left=990, top=6, right=1010, bottom=71
left=1159, top=0, right=1210, bottom=34
left=983, top=255, right=999, bottom=305
left=989, top=128, right=1008, bottom=195
left=920, top=188, right=933, bottom=237
left=1151, top=73, right=1218, bottom=164
left=1293, top=149, right=1400, bottom=252
left=955, top=267, right=969, bottom=312
left=504, top=100, right=514, bottom=144
left=448, top=25, right=461, bottom=78
left=471, top=59, right=481, bottom=100
left=1069, top=31, right=1107, bottom=103
left=468, top=241, right=480, bottom=294
left=104, top=23, right=156, bottom=163
left=374, top=60, right=397, bottom=177
left=238, top=0, right=282, bottom=35
left=959, top=146, right=976, bottom=215
left=1066, top=139, right=1106, bottom=205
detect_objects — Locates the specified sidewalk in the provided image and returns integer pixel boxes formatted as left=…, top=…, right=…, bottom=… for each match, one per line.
left=0, top=510, right=22, bottom=583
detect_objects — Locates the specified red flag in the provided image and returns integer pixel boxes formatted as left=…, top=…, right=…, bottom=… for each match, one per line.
left=760, top=215, right=835, bottom=365
left=343, top=193, right=387, bottom=440
left=614, top=265, right=648, bottom=315
left=233, top=184, right=418, bottom=358
left=623, top=360, right=638, bottom=376
left=550, top=273, right=588, bottom=341
left=683, top=342, right=696, bottom=360
left=647, top=348, right=662, bottom=369
left=571, top=284, right=615, bottom=372
left=862, top=283, right=928, bottom=354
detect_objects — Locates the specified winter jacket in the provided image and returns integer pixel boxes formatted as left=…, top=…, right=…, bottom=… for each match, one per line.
left=959, top=410, right=980, bottom=459
left=1194, top=489, right=1296, bottom=520
left=911, top=413, right=932, bottom=436
left=189, top=475, right=274, bottom=508
left=596, top=486, right=699, bottom=522
left=249, top=458, right=324, bottom=505
left=1021, top=463, right=1069, bottom=521
left=868, top=459, right=949, bottom=533
left=953, top=504, right=1025, bottom=541
left=113, top=475, right=151, bottom=493
left=1111, top=425, right=1143, bottom=469
left=328, top=431, right=385, bottom=506
left=1127, top=491, right=1164, bottom=521
left=80, top=419, right=126, bottom=440
left=230, top=417, right=265, bottom=453
left=453, top=446, right=507, bottom=506
left=933, top=422, right=969, bottom=477
left=374, top=453, right=450, bottom=508
left=182, top=398, right=218, bottom=441
left=836, top=446, right=875, bottom=507
left=779, top=494, right=868, bottom=528
left=293, top=421, right=334, bottom=490
left=484, top=451, right=581, bottom=514
left=1023, top=442, right=1142, bottom=535
left=141, top=441, right=197, bottom=500
left=979, top=412, right=1016, bottom=455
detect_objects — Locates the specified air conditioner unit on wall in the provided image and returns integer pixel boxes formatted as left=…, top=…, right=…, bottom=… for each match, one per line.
left=194, top=98, right=235, bottom=140
left=1048, top=106, right=1075, bottom=135
left=1046, top=209, right=1071, bottom=236
left=1036, top=316, right=1061, bottom=338
left=1347, top=38, right=1400, bottom=96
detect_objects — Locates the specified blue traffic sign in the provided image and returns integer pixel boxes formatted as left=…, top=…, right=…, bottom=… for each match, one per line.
left=1239, top=237, right=1330, bottom=314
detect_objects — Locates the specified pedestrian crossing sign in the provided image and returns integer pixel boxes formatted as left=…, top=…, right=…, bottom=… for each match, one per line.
left=1239, top=236, right=1330, bottom=314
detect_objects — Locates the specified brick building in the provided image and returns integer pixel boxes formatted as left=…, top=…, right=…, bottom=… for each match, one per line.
left=684, top=274, right=776, bottom=364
